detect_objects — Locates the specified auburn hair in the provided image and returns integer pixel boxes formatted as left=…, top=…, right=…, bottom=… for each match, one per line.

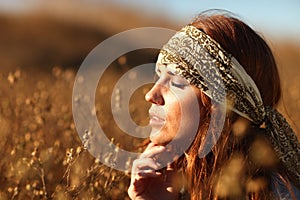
left=179, top=13, right=296, bottom=200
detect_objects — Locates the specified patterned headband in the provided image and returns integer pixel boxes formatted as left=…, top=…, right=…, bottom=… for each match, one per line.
left=160, top=25, right=300, bottom=188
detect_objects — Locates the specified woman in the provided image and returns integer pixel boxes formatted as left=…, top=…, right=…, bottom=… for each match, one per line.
left=128, top=11, right=300, bottom=200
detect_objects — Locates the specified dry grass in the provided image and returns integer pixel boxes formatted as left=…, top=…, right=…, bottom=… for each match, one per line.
left=0, top=66, right=138, bottom=199
left=0, top=7, right=299, bottom=199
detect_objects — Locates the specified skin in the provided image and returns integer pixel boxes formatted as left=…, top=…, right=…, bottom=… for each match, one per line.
left=128, top=54, right=202, bottom=199
left=128, top=143, right=179, bottom=200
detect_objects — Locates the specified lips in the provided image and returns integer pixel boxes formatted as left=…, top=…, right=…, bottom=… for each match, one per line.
left=149, top=110, right=165, bottom=128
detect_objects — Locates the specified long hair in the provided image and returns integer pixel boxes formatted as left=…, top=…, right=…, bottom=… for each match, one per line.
left=180, top=13, right=295, bottom=200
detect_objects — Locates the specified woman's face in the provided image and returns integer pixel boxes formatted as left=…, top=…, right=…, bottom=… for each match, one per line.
left=146, top=54, right=201, bottom=146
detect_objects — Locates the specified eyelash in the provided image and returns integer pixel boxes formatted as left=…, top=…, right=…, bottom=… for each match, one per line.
left=171, top=81, right=185, bottom=89
left=154, top=72, right=186, bottom=89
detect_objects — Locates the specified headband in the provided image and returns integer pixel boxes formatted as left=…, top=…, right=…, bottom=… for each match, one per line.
left=160, top=25, right=300, bottom=188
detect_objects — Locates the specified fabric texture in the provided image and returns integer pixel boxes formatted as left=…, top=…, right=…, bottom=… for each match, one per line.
left=160, top=25, right=300, bottom=188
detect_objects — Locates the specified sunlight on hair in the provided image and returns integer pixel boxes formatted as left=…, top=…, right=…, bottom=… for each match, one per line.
left=246, top=177, right=268, bottom=194
left=214, top=154, right=244, bottom=198
left=232, top=117, right=250, bottom=137
left=249, top=137, right=278, bottom=167
left=225, top=97, right=234, bottom=116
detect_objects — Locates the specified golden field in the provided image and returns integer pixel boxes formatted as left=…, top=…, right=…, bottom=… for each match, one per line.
left=0, top=4, right=299, bottom=199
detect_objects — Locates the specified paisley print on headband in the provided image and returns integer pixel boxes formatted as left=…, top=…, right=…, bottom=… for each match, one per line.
left=160, top=25, right=300, bottom=188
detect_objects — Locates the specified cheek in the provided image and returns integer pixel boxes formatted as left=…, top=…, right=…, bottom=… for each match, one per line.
left=153, top=88, right=201, bottom=144
left=165, top=99, right=181, bottom=127
left=169, top=92, right=201, bottom=137
left=164, top=98, right=193, bottom=133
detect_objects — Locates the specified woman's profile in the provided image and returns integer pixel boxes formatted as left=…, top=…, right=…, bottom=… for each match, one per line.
left=128, top=10, right=300, bottom=200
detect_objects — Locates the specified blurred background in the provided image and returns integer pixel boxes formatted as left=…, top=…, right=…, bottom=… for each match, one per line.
left=0, top=0, right=299, bottom=199
left=1, top=0, right=300, bottom=71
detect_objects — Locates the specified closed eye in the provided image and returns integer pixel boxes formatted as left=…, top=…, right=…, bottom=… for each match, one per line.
left=170, top=75, right=189, bottom=89
left=171, top=81, right=187, bottom=89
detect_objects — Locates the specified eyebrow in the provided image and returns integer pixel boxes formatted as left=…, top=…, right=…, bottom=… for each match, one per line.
left=167, top=70, right=175, bottom=76
left=156, top=63, right=177, bottom=76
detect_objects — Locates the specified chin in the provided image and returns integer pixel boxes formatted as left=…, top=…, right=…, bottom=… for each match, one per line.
left=149, top=126, right=175, bottom=145
left=150, top=134, right=171, bottom=146
left=149, top=136, right=162, bottom=145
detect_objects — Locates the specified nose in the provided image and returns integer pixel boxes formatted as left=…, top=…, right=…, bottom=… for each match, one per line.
left=145, top=83, right=165, bottom=105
